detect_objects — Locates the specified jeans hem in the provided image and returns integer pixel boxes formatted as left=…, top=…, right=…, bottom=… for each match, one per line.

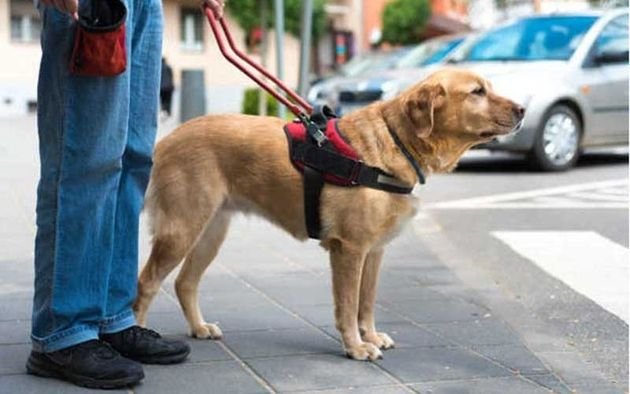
left=99, top=309, right=136, bottom=334
left=32, top=324, right=99, bottom=353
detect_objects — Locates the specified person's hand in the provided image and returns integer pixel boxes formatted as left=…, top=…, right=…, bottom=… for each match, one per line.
left=204, top=0, right=226, bottom=18
left=41, top=0, right=79, bottom=20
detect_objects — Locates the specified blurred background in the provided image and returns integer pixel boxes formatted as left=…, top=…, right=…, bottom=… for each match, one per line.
left=0, top=0, right=627, bottom=170
left=0, top=1, right=627, bottom=390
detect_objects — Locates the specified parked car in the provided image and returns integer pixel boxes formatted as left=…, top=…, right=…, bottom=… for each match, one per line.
left=307, top=47, right=412, bottom=107
left=451, top=10, right=628, bottom=171
left=332, top=34, right=471, bottom=115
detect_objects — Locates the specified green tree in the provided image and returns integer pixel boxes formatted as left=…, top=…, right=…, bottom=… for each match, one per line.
left=382, top=0, right=431, bottom=45
left=228, top=0, right=327, bottom=41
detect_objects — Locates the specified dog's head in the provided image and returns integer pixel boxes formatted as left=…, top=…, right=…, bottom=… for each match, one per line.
left=383, top=68, right=524, bottom=172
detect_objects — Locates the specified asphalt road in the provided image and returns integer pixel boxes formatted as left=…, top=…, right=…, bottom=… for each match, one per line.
left=414, top=149, right=629, bottom=389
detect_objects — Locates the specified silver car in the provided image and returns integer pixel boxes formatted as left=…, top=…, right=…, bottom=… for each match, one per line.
left=451, top=10, right=628, bottom=171
left=331, top=34, right=470, bottom=115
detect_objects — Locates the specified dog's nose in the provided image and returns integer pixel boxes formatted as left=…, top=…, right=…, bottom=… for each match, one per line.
left=513, top=104, right=525, bottom=120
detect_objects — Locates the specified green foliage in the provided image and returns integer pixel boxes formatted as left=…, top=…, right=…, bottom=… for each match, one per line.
left=228, top=0, right=327, bottom=41
left=382, top=0, right=431, bottom=45
left=242, top=88, right=279, bottom=116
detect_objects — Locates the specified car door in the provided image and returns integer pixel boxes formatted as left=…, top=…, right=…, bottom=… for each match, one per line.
left=581, top=15, right=629, bottom=144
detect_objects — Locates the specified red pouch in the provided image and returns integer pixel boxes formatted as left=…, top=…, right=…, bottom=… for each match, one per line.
left=69, top=0, right=128, bottom=77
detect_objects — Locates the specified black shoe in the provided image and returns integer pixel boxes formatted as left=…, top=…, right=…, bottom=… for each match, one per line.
left=100, top=326, right=190, bottom=364
left=26, top=340, right=144, bottom=389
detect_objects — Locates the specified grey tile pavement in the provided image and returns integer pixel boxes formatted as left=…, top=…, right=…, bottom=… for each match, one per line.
left=0, top=116, right=622, bottom=393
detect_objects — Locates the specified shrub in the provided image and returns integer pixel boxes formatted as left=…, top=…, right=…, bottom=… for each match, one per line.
left=242, top=88, right=279, bottom=116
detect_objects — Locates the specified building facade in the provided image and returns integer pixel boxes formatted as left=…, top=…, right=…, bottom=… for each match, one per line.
left=0, top=0, right=302, bottom=117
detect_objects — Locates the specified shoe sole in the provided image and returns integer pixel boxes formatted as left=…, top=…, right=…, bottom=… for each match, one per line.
left=131, top=348, right=191, bottom=365
left=26, top=356, right=144, bottom=390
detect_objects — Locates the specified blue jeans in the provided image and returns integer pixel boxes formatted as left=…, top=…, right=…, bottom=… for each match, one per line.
left=32, top=0, right=163, bottom=353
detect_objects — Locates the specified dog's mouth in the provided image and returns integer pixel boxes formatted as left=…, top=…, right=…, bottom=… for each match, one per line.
left=480, top=120, right=522, bottom=139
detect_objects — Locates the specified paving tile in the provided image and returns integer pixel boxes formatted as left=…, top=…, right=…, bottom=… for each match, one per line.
left=0, top=374, right=128, bottom=394
left=376, top=285, right=449, bottom=303
left=138, top=361, right=267, bottom=394
left=379, top=266, right=460, bottom=288
left=145, top=312, right=191, bottom=336
left=294, top=304, right=404, bottom=328
left=297, top=385, right=409, bottom=394
left=166, top=334, right=233, bottom=363
left=0, top=344, right=30, bottom=375
left=0, top=281, right=33, bottom=300
left=0, top=298, right=32, bottom=321
left=424, top=318, right=521, bottom=346
left=411, top=376, right=550, bottom=394
left=376, top=347, right=511, bottom=383
left=383, top=299, right=489, bottom=323
left=570, top=382, right=626, bottom=394
left=471, top=344, right=550, bottom=375
left=247, top=354, right=393, bottom=392
left=537, top=351, right=612, bottom=387
left=525, top=373, right=574, bottom=394
left=206, top=304, right=311, bottom=332
left=0, top=320, right=31, bottom=345
left=320, top=322, right=451, bottom=349
left=251, top=276, right=334, bottom=307
left=222, top=328, right=341, bottom=359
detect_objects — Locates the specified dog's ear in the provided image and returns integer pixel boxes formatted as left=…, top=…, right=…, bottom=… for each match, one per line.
left=403, top=83, right=446, bottom=138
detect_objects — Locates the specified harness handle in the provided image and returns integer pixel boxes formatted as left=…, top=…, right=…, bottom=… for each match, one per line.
left=203, top=5, right=313, bottom=118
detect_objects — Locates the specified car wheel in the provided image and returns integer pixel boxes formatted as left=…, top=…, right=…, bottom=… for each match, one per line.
left=528, top=104, right=581, bottom=171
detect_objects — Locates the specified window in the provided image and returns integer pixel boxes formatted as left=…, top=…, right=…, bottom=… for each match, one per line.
left=180, top=8, right=204, bottom=51
left=463, top=16, right=597, bottom=61
left=10, top=0, right=41, bottom=43
left=594, top=15, right=628, bottom=63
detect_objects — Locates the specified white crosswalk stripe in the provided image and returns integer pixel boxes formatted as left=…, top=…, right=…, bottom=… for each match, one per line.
left=493, top=231, right=629, bottom=323
left=427, top=179, right=628, bottom=210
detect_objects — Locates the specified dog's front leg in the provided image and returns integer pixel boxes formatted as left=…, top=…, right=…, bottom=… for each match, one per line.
left=358, top=248, right=395, bottom=350
left=330, top=241, right=383, bottom=361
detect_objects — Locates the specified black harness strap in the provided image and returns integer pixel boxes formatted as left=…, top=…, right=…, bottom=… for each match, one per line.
left=303, top=166, right=325, bottom=239
left=291, top=142, right=414, bottom=194
left=286, top=106, right=420, bottom=239
left=385, top=125, right=426, bottom=185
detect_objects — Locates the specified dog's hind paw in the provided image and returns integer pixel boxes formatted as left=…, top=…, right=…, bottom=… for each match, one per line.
left=345, top=342, right=383, bottom=361
left=191, top=323, right=223, bottom=340
left=363, top=332, right=395, bottom=350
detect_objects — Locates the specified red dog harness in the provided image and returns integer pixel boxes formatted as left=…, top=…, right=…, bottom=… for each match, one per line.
left=284, top=116, right=422, bottom=239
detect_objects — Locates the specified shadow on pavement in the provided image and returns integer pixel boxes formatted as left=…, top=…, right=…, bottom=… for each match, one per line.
left=455, top=151, right=628, bottom=173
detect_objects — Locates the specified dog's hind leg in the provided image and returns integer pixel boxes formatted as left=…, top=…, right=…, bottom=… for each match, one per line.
left=175, top=211, right=230, bottom=340
left=358, top=248, right=394, bottom=350
left=134, top=224, right=198, bottom=327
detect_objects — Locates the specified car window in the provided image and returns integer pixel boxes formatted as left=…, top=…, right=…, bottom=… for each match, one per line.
left=463, top=16, right=597, bottom=61
left=594, top=15, right=629, bottom=60
left=395, top=38, right=464, bottom=68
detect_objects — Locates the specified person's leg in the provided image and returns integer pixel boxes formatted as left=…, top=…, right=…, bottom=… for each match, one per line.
left=97, top=0, right=190, bottom=365
left=100, top=0, right=163, bottom=335
left=32, top=5, right=130, bottom=353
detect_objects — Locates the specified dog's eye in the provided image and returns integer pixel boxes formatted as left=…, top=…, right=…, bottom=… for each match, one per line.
left=471, top=86, right=486, bottom=96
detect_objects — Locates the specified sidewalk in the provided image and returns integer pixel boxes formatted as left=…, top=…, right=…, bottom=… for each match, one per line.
left=0, top=116, right=622, bottom=393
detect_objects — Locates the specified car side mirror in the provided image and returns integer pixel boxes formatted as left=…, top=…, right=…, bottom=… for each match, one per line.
left=594, top=49, right=629, bottom=65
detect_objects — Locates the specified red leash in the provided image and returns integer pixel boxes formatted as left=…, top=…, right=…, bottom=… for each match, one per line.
left=203, top=5, right=313, bottom=118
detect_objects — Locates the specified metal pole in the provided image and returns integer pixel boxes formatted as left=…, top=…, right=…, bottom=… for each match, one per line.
left=259, top=0, right=268, bottom=116
left=274, top=0, right=286, bottom=119
left=298, top=0, right=313, bottom=98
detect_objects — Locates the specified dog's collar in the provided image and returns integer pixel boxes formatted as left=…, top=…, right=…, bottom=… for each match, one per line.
left=385, top=125, right=426, bottom=185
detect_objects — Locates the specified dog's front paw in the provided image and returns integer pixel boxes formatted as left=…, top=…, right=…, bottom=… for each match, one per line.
left=190, top=323, right=223, bottom=340
left=362, top=331, right=395, bottom=350
left=345, top=342, right=383, bottom=361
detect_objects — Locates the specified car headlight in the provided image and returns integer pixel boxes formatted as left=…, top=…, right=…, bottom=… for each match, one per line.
left=380, top=80, right=400, bottom=100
